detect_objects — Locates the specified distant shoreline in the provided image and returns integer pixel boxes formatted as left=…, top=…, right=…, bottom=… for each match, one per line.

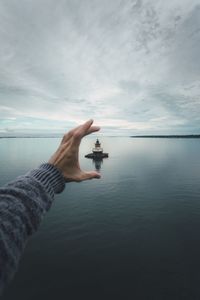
left=1, top=135, right=200, bottom=139
left=131, top=135, right=200, bottom=138
left=0, top=136, right=61, bottom=139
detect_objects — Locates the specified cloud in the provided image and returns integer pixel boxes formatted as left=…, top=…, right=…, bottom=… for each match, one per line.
left=0, top=0, right=200, bottom=135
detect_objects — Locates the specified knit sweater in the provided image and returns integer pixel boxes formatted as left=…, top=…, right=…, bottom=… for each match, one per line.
left=0, top=163, right=65, bottom=295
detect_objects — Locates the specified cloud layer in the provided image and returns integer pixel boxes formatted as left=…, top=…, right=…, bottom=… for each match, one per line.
left=0, top=0, right=200, bottom=135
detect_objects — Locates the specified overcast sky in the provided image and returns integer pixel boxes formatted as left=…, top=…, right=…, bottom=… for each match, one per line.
left=0, top=0, right=200, bottom=136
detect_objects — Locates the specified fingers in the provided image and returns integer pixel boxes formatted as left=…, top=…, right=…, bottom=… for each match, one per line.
left=72, top=120, right=100, bottom=145
left=65, top=171, right=101, bottom=182
left=85, top=125, right=100, bottom=136
left=76, top=119, right=94, bottom=138
left=61, top=119, right=100, bottom=145
left=81, top=171, right=101, bottom=181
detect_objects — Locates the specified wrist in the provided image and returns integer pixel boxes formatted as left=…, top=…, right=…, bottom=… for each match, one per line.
left=29, top=163, right=66, bottom=197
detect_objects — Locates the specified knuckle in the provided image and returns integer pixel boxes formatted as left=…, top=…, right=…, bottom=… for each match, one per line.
left=73, top=131, right=81, bottom=139
left=68, top=129, right=74, bottom=136
left=63, top=130, right=73, bottom=140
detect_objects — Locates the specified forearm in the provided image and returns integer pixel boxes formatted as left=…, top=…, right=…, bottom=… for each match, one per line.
left=0, top=163, right=65, bottom=294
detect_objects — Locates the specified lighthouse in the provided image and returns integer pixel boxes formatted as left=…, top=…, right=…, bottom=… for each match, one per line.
left=85, top=139, right=109, bottom=159
left=93, top=139, right=103, bottom=154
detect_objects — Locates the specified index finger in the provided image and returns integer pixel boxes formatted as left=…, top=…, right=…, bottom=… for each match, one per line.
left=72, top=119, right=101, bottom=147
left=73, top=119, right=94, bottom=140
left=61, top=120, right=94, bottom=145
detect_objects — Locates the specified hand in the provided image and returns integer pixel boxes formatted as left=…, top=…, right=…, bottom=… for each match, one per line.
left=48, top=119, right=101, bottom=182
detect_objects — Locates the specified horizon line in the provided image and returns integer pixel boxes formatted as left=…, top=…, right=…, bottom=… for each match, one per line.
left=1, top=134, right=200, bottom=139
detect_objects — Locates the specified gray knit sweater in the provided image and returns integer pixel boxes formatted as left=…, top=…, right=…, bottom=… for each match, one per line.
left=0, top=163, right=65, bottom=295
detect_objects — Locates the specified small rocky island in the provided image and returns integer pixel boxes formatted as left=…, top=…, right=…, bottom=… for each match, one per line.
left=85, top=139, right=109, bottom=159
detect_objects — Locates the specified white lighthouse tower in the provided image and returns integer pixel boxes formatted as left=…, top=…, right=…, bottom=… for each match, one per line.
left=92, top=139, right=103, bottom=154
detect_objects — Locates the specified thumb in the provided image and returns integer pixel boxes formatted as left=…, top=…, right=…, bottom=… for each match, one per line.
left=81, top=171, right=101, bottom=181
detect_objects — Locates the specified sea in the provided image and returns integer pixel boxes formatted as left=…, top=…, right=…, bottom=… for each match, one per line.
left=1, top=137, right=200, bottom=300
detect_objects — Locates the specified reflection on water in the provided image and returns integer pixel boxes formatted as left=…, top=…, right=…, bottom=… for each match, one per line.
left=92, top=158, right=103, bottom=171
left=91, top=157, right=108, bottom=171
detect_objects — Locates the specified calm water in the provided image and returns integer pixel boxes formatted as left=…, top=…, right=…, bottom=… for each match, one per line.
left=1, top=137, right=200, bottom=300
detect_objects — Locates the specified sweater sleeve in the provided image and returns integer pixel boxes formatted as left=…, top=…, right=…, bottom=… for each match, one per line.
left=0, top=163, right=65, bottom=295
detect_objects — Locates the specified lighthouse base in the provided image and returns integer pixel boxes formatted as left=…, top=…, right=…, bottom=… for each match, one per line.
left=85, top=153, right=109, bottom=159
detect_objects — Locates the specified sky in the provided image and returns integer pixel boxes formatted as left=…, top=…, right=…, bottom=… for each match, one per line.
left=0, top=0, right=200, bottom=136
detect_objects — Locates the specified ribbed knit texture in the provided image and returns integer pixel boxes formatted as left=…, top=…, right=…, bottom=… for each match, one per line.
left=0, top=163, right=65, bottom=295
left=29, top=163, right=65, bottom=197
